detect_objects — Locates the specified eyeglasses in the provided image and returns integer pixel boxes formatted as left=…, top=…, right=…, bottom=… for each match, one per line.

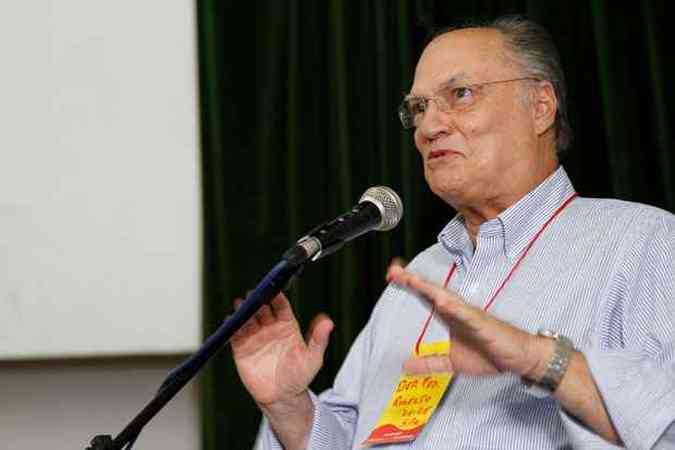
left=398, top=77, right=540, bottom=129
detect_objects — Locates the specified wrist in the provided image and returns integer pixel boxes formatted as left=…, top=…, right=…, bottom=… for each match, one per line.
left=259, top=391, right=315, bottom=450
left=524, top=335, right=555, bottom=382
left=522, top=330, right=575, bottom=393
left=259, top=390, right=313, bottom=418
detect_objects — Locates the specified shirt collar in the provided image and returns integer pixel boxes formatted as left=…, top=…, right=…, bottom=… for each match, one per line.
left=437, top=213, right=474, bottom=266
left=438, top=166, right=576, bottom=261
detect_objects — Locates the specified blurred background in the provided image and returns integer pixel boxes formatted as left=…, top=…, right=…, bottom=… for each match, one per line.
left=1, top=1, right=673, bottom=449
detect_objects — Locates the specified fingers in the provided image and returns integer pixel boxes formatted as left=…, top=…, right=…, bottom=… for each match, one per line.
left=269, top=292, right=294, bottom=321
left=229, top=298, right=260, bottom=343
left=403, top=355, right=453, bottom=375
left=386, top=258, right=406, bottom=280
left=385, top=257, right=408, bottom=280
left=230, top=291, right=297, bottom=341
left=256, top=304, right=275, bottom=326
left=387, top=265, right=448, bottom=302
left=387, top=266, right=479, bottom=325
left=232, top=291, right=291, bottom=325
left=254, top=292, right=294, bottom=325
left=387, top=266, right=444, bottom=298
left=390, top=257, right=408, bottom=267
left=305, top=313, right=334, bottom=361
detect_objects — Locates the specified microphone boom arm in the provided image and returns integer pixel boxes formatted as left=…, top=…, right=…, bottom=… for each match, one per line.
left=85, top=258, right=305, bottom=450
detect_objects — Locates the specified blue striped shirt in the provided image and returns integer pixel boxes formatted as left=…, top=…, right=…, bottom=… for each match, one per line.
left=256, top=167, right=675, bottom=449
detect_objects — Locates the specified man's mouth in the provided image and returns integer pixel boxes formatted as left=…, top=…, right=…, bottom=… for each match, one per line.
left=428, top=150, right=459, bottom=160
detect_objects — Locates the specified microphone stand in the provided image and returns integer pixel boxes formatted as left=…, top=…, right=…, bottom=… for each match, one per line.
left=85, top=257, right=306, bottom=450
left=82, top=183, right=402, bottom=449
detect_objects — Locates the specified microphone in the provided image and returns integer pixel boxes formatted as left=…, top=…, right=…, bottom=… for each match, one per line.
left=283, top=186, right=403, bottom=265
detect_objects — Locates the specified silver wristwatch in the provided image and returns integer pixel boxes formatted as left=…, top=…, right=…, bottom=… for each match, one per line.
left=523, top=329, right=575, bottom=392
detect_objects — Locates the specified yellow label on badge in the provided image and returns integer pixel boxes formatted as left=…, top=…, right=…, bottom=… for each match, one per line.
left=362, top=341, right=452, bottom=446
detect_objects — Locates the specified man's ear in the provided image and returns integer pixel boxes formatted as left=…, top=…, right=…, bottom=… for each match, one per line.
left=532, top=80, right=557, bottom=137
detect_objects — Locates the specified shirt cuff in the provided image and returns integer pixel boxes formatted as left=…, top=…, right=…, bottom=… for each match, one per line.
left=253, top=392, right=320, bottom=450
left=305, top=390, right=355, bottom=449
left=253, top=417, right=285, bottom=450
left=254, top=390, right=355, bottom=450
left=558, top=408, right=624, bottom=449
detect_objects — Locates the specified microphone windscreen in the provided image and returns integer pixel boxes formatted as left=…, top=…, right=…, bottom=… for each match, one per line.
left=359, top=186, right=403, bottom=231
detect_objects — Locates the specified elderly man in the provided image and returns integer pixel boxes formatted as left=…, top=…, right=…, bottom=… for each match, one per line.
left=233, top=16, right=675, bottom=449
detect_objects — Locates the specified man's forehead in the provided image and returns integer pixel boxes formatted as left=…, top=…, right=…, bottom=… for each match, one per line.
left=411, top=28, right=511, bottom=92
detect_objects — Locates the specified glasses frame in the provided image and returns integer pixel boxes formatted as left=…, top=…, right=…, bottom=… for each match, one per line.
left=398, top=76, right=541, bottom=129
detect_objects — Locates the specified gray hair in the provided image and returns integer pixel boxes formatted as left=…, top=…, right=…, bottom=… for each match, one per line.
left=432, top=15, right=573, bottom=153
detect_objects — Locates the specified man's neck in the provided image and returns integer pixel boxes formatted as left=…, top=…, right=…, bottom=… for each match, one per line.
left=460, top=164, right=560, bottom=243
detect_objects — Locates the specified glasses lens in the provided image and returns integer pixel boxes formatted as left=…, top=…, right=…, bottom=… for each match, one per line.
left=398, top=102, right=413, bottom=129
left=399, top=98, right=425, bottom=129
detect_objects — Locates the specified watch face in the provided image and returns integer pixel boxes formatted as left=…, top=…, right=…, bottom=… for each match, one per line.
left=538, top=329, right=558, bottom=339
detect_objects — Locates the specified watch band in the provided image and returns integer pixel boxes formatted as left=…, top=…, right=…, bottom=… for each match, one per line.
left=523, top=329, right=574, bottom=392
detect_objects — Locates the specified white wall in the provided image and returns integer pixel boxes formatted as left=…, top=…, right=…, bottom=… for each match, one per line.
left=0, top=357, right=200, bottom=450
left=0, top=1, right=202, bottom=448
left=0, top=0, right=201, bottom=358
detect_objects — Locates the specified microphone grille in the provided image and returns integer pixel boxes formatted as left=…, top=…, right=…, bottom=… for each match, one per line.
left=359, top=186, right=403, bottom=231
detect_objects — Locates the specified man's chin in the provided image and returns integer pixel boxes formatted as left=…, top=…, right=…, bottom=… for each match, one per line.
left=427, top=177, right=465, bottom=206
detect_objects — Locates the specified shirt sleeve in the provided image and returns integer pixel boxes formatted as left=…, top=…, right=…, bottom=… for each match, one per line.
left=559, top=212, right=675, bottom=449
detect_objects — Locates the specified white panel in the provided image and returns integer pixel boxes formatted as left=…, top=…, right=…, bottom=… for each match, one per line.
left=0, top=358, right=200, bottom=449
left=0, top=0, right=200, bottom=358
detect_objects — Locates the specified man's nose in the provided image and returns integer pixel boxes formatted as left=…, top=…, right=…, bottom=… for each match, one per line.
left=417, top=100, right=454, bottom=138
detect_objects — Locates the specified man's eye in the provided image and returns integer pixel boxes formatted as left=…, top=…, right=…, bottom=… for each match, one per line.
left=409, top=99, right=427, bottom=115
left=453, top=87, right=473, bottom=100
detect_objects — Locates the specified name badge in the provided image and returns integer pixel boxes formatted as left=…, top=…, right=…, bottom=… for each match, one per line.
left=363, top=341, right=452, bottom=446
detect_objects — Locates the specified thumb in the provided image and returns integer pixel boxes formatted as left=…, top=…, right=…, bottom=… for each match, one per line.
left=306, top=313, right=334, bottom=362
left=403, top=355, right=453, bottom=375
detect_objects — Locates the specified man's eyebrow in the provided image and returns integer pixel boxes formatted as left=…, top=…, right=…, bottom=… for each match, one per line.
left=439, top=72, right=469, bottom=89
left=405, top=72, right=469, bottom=99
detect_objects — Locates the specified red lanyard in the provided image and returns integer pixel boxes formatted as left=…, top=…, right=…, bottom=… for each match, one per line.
left=414, top=192, right=578, bottom=355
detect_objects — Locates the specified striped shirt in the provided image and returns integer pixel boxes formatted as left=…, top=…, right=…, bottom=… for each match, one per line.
left=256, top=166, right=675, bottom=449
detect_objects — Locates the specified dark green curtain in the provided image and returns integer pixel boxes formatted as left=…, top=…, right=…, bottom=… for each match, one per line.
left=197, top=1, right=674, bottom=449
